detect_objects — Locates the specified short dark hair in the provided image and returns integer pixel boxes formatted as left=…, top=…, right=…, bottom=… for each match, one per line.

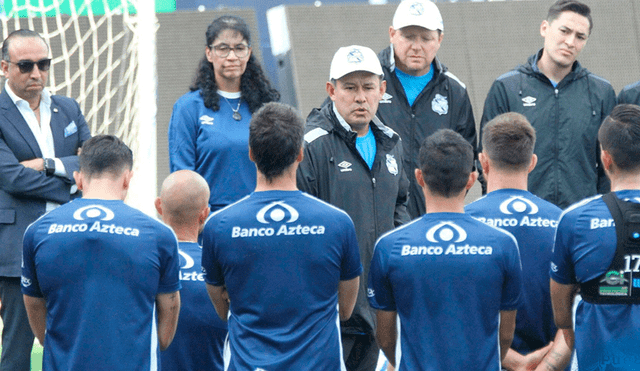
left=79, top=135, right=133, bottom=179
left=249, top=102, right=304, bottom=182
left=482, top=112, right=536, bottom=172
left=2, top=29, right=49, bottom=61
left=598, top=104, right=640, bottom=172
left=547, top=0, right=593, bottom=34
left=418, top=129, right=474, bottom=197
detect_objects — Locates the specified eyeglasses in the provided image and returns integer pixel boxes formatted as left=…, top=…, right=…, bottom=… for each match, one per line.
left=6, top=58, right=52, bottom=74
left=210, top=44, right=249, bottom=58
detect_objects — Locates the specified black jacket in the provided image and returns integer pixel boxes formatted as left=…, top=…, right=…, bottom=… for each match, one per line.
left=481, top=50, right=616, bottom=209
left=297, top=103, right=410, bottom=334
left=376, top=46, right=477, bottom=218
left=618, top=80, right=640, bottom=105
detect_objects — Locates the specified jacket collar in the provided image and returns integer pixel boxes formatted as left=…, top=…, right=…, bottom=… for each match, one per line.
left=524, top=48, right=587, bottom=82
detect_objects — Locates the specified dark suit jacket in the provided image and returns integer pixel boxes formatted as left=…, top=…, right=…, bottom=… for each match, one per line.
left=0, top=89, right=91, bottom=277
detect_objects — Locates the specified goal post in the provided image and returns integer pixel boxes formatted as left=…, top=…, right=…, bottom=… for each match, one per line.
left=1, top=0, right=158, bottom=215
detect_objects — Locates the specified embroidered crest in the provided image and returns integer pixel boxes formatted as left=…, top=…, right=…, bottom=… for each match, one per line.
left=431, top=94, right=448, bottom=115
left=346, top=48, right=364, bottom=64
left=386, top=154, right=398, bottom=176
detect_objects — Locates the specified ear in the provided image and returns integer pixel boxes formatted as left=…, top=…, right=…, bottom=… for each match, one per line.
left=601, top=149, right=613, bottom=172
left=296, top=146, right=304, bottom=163
left=466, top=171, right=478, bottom=191
left=389, top=26, right=396, bottom=43
left=1, top=60, right=8, bottom=77
left=123, top=170, right=134, bottom=190
left=540, top=20, right=549, bottom=38
left=154, top=197, right=163, bottom=216
left=199, top=205, right=210, bottom=225
left=248, top=147, right=255, bottom=162
left=73, top=171, right=83, bottom=191
left=379, top=79, right=387, bottom=96
left=205, top=46, right=215, bottom=64
left=326, top=81, right=337, bottom=101
left=528, top=154, right=538, bottom=173
left=478, top=152, right=490, bottom=177
left=415, top=168, right=425, bottom=188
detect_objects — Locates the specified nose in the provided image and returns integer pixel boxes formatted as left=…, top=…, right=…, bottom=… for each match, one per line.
left=226, top=49, right=239, bottom=60
left=354, top=88, right=366, bottom=103
left=564, top=34, right=577, bottom=48
left=29, top=64, right=43, bottom=78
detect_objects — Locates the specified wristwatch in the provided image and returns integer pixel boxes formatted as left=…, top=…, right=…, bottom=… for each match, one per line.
left=43, top=158, right=55, bottom=176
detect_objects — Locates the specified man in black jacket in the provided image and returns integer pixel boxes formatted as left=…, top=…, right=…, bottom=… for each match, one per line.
left=377, top=0, right=476, bottom=219
left=297, top=45, right=410, bottom=371
left=481, top=0, right=616, bottom=209
left=618, top=80, right=640, bottom=105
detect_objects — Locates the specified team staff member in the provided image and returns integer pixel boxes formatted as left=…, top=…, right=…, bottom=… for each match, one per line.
left=480, top=0, right=616, bottom=209
left=465, top=113, right=568, bottom=371
left=617, top=80, right=640, bottom=105
left=550, top=104, right=640, bottom=370
left=22, top=135, right=181, bottom=370
left=0, top=29, right=91, bottom=370
left=156, top=170, right=227, bottom=371
left=202, top=102, right=361, bottom=370
left=297, top=45, right=410, bottom=371
left=377, top=0, right=476, bottom=218
left=368, top=129, right=521, bottom=370
left=168, top=15, right=279, bottom=212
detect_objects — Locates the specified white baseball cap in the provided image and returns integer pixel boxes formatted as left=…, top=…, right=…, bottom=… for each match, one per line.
left=392, top=0, right=444, bottom=32
left=329, top=45, right=384, bottom=80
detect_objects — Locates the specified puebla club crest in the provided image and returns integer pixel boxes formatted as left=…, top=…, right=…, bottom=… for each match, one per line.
left=432, top=94, right=448, bottom=115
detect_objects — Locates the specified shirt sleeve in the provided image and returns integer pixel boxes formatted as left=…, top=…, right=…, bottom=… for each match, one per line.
left=201, top=218, right=225, bottom=286
left=168, top=96, right=199, bottom=172
left=367, top=237, right=396, bottom=311
left=500, top=233, right=522, bottom=311
left=21, top=223, right=44, bottom=298
left=340, top=214, right=363, bottom=281
left=550, top=212, right=577, bottom=285
left=157, top=225, right=182, bottom=294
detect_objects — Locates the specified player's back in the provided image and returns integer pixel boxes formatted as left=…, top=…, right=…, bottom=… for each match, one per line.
left=466, top=189, right=561, bottom=353
left=202, top=190, right=361, bottom=371
left=369, top=213, right=522, bottom=371
left=22, top=198, right=180, bottom=371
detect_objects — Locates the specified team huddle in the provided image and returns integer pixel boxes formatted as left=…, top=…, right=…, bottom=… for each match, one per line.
left=2, top=0, right=640, bottom=370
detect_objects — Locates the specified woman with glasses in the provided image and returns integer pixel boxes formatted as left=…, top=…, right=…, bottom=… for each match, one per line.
left=168, top=15, right=280, bottom=214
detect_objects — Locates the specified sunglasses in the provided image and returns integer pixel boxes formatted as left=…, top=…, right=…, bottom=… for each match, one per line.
left=7, top=58, right=52, bottom=74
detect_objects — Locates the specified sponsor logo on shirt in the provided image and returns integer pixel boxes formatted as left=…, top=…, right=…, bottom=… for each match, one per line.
left=550, top=262, right=559, bottom=273
left=386, top=154, right=398, bottom=176
left=338, top=161, right=353, bottom=172
left=200, top=115, right=214, bottom=125
left=402, top=221, right=493, bottom=257
left=590, top=218, right=615, bottom=229
left=599, top=270, right=629, bottom=296
left=474, top=196, right=557, bottom=228
left=231, top=201, right=326, bottom=238
left=431, top=94, right=448, bottom=115
left=21, top=276, right=31, bottom=287
left=367, top=288, right=375, bottom=297
left=47, top=205, right=140, bottom=237
left=522, top=96, right=536, bottom=107
left=179, top=250, right=204, bottom=281
left=379, top=92, right=393, bottom=104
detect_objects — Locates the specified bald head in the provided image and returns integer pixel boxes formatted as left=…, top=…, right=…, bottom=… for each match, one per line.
left=158, top=170, right=210, bottom=229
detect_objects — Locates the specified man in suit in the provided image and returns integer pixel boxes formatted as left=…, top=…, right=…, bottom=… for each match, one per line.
left=0, top=29, right=90, bottom=370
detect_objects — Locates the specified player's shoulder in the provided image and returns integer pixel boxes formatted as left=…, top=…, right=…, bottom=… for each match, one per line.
left=173, top=89, right=204, bottom=109
left=299, top=192, right=353, bottom=220
left=557, top=194, right=605, bottom=226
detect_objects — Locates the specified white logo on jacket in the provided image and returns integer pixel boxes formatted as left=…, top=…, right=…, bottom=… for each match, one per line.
left=386, top=154, right=398, bottom=176
left=522, top=96, right=536, bottom=107
left=256, top=201, right=299, bottom=224
left=379, top=93, right=393, bottom=104
left=432, top=94, right=448, bottom=115
left=338, top=161, right=353, bottom=172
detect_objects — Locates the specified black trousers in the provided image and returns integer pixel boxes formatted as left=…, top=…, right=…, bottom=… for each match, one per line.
left=342, top=333, right=379, bottom=371
left=0, top=277, right=34, bottom=371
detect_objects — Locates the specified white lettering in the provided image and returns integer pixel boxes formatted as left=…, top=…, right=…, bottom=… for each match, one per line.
left=590, top=218, right=615, bottom=229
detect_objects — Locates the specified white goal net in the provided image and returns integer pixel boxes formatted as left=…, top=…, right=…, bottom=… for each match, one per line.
left=1, top=0, right=157, bottom=214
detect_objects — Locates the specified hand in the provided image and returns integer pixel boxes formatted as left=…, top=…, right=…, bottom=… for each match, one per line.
left=521, top=342, right=553, bottom=371
left=20, top=158, right=45, bottom=172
